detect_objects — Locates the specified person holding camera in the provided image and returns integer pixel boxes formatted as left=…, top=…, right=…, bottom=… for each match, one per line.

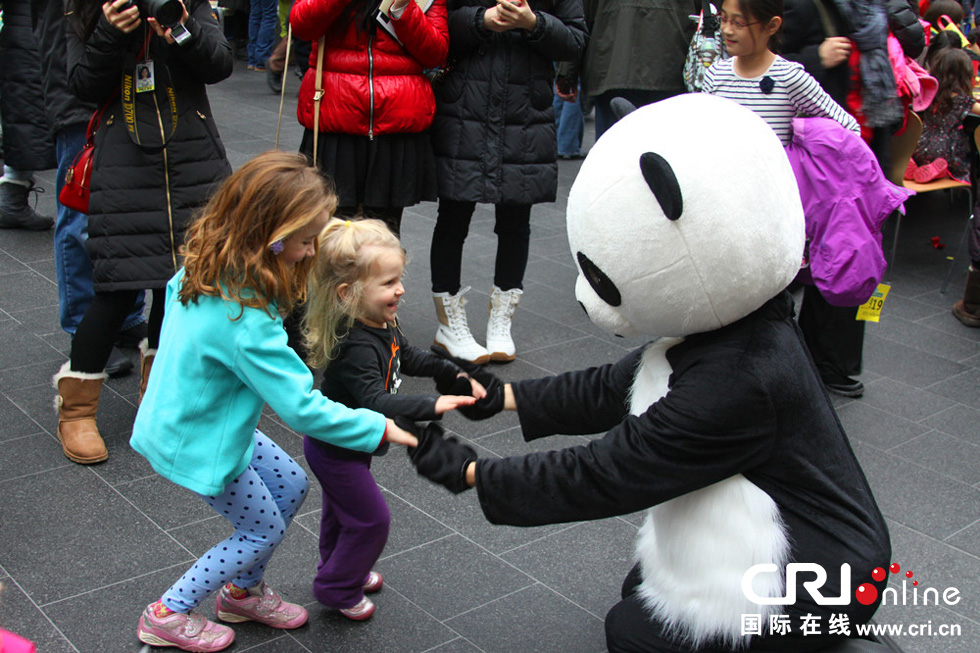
left=55, top=0, right=231, bottom=466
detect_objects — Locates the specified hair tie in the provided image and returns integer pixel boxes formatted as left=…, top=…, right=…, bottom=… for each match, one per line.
left=345, top=220, right=352, bottom=227
left=270, top=240, right=284, bottom=256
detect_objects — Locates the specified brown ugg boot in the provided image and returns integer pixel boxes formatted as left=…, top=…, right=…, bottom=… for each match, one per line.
left=53, top=362, right=108, bottom=464
left=138, top=338, right=157, bottom=405
left=952, top=266, right=980, bottom=328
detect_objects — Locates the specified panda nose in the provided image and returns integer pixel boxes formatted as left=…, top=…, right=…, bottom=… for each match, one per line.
left=577, top=251, right=622, bottom=307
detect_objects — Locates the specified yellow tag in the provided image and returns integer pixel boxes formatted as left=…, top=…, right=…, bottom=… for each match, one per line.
left=856, top=283, right=890, bottom=322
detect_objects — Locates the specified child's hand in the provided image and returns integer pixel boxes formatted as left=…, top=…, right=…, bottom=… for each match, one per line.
left=495, top=0, right=536, bottom=31
left=385, top=418, right=419, bottom=448
left=468, top=376, right=487, bottom=400
left=435, top=394, right=478, bottom=415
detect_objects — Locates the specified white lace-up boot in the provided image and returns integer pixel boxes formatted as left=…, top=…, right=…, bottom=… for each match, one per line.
left=432, top=287, right=490, bottom=364
left=486, top=286, right=522, bottom=362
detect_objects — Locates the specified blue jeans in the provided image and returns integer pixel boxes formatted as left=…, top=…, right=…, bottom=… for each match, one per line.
left=247, top=0, right=279, bottom=67
left=553, top=87, right=584, bottom=157
left=54, top=124, right=144, bottom=335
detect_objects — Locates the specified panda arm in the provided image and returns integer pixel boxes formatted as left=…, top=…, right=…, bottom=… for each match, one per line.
left=475, top=362, right=778, bottom=526
left=510, top=347, right=643, bottom=441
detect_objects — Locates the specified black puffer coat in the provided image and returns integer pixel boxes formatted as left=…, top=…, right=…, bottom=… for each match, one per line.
left=430, top=0, right=586, bottom=205
left=66, top=0, right=232, bottom=291
left=0, top=0, right=57, bottom=171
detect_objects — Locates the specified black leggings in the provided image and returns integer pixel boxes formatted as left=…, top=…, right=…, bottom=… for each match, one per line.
left=429, top=198, right=531, bottom=294
left=70, top=288, right=163, bottom=374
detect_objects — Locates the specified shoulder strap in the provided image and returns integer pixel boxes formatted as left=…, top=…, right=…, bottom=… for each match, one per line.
left=811, top=0, right=838, bottom=38
left=312, top=35, right=326, bottom=167
left=275, top=23, right=294, bottom=149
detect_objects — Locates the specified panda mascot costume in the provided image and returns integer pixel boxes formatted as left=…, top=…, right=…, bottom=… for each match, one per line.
left=407, top=94, right=892, bottom=652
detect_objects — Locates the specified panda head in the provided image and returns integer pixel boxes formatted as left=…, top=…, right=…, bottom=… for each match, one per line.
left=568, top=94, right=805, bottom=338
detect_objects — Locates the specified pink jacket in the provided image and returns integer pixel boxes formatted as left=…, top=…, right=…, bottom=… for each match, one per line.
left=786, top=117, right=914, bottom=307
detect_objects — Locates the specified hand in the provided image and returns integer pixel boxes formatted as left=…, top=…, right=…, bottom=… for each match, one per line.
left=434, top=394, right=478, bottom=415
left=495, top=0, right=536, bottom=31
left=483, top=4, right=511, bottom=32
left=555, top=82, right=578, bottom=102
left=457, top=367, right=504, bottom=421
left=818, top=37, right=851, bottom=70
left=103, top=0, right=141, bottom=33
left=403, top=418, right=477, bottom=494
left=384, top=418, right=419, bottom=448
left=147, top=0, right=188, bottom=44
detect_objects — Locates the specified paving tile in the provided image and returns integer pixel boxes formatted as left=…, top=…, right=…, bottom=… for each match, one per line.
left=0, top=250, right=32, bottom=276
left=0, top=320, right=64, bottom=369
left=500, top=519, right=637, bottom=619
left=925, top=367, right=980, bottom=410
left=444, top=583, right=606, bottom=653
left=889, top=430, right=980, bottom=485
left=867, top=314, right=980, bottom=363
left=0, top=270, right=58, bottom=315
left=859, top=377, right=958, bottom=422
left=0, top=580, right=76, bottom=653
left=290, top=589, right=458, bottom=653
left=921, top=404, right=980, bottom=444
left=852, top=443, right=980, bottom=541
left=835, top=400, right=931, bottom=450
left=0, top=433, right=74, bottom=482
left=863, top=333, right=969, bottom=389
left=0, top=466, right=190, bottom=604
left=0, top=393, right=45, bottom=442
left=378, top=534, right=533, bottom=622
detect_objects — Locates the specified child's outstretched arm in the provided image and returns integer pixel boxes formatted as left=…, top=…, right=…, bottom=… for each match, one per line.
left=385, top=418, right=419, bottom=448
left=434, top=394, right=478, bottom=415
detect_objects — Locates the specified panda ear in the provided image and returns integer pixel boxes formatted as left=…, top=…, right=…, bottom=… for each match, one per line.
left=639, top=152, right=683, bottom=221
left=609, top=97, right=638, bottom=124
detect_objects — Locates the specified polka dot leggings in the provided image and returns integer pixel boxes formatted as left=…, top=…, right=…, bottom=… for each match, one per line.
left=162, top=430, right=309, bottom=613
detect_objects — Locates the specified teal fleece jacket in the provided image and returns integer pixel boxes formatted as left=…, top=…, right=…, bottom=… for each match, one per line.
left=131, top=270, right=386, bottom=496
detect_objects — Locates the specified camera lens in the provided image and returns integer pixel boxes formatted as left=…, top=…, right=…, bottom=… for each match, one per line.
left=146, top=0, right=183, bottom=26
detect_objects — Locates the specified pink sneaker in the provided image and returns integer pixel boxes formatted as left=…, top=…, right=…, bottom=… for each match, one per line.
left=913, top=157, right=948, bottom=183
left=137, top=604, right=235, bottom=652
left=363, top=571, right=383, bottom=594
left=215, top=582, right=308, bottom=629
left=338, top=596, right=376, bottom=621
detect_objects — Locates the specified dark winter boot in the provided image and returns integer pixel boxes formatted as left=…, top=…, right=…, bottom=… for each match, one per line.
left=0, top=179, right=54, bottom=231
left=952, top=266, right=980, bottom=328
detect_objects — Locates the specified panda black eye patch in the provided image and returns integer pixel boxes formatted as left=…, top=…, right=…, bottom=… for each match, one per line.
left=577, top=251, right=622, bottom=307
left=639, top=152, right=682, bottom=221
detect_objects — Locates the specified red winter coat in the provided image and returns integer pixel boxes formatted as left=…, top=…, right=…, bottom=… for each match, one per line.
left=291, top=0, right=448, bottom=137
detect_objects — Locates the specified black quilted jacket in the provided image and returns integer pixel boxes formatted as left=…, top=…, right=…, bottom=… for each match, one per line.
left=430, top=0, right=586, bottom=205
left=66, top=0, right=232, bottom=291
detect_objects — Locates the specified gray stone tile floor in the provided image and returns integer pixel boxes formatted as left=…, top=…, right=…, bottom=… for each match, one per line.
left=1, top=61, right=980, bottom=652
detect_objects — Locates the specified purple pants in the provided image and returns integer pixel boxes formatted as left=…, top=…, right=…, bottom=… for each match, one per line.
left=303, top=436, right=390, bottom=609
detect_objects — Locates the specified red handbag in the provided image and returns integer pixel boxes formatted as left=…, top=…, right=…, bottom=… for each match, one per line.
left=59, top=106, right=105, bottom=214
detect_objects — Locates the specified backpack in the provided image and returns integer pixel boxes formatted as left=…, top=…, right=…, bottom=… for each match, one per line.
left=684, top=0, right=727, bottom=92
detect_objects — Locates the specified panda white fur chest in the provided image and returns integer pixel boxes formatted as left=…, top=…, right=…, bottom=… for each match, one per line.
left=565, top=94, right=807, bottom=647
left=628, top=340, right=790, bottom=648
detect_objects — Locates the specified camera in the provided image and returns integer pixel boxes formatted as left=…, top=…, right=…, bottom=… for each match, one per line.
left=124, top=0, right=192, bottom=44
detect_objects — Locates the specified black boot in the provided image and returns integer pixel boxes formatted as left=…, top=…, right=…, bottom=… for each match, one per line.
left=0, top=180, right=54, bottom=231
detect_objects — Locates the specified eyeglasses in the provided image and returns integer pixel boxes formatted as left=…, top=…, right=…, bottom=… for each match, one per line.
left=717, top=13, right=759, bottom=29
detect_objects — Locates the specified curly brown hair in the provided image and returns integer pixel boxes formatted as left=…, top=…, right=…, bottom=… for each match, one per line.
left=178, top=150, right=337, bottom=318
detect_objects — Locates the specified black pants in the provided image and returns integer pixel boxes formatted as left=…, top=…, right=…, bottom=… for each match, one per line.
left=429, top=198, right=531, bottom=294
left=797, top=285, right=865, bottom=379
left=605, top=565, right=848, bottom=653
left=71, top=288, right=163, bottom=374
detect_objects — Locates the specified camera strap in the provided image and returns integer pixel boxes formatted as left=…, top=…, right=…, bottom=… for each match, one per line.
left=121, top=31, right=178, bottom=153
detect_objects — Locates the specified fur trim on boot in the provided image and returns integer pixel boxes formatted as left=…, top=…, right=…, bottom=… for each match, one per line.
left=52, top=362, right=108, bottom=464
left=138, top=338, right=157, bottom=405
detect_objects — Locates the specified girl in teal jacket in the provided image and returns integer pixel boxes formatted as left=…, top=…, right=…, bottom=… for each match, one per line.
left=130, top=151, right=417, bottom=653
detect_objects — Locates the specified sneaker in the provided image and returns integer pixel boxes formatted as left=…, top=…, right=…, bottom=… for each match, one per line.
left=215, top=581, right=308, bottom=629
left=912, top=157, right=948, bottom=183
left=338, top=596, right=375, bottom=621
left=137, top=604, right=235, bottom=652
left=363, top=571, right=383, bottom=594
left=821, top=372, right=864, bottom=398
left=104, top=346, right=134, bottom=378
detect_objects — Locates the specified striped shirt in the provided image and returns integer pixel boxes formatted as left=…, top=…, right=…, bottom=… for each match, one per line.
left=703, top=56, right=860, bottom=145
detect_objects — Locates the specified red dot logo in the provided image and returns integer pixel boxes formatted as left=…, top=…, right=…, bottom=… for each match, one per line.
left=872, top=567, right=886, bottom=582
left=906, top=570, right=914, bottom=579
left=913, top=581, right=918, bottom=586
left=890, top=563, right=901, bottom=574
left=856, top=583, right=879, bottom=605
